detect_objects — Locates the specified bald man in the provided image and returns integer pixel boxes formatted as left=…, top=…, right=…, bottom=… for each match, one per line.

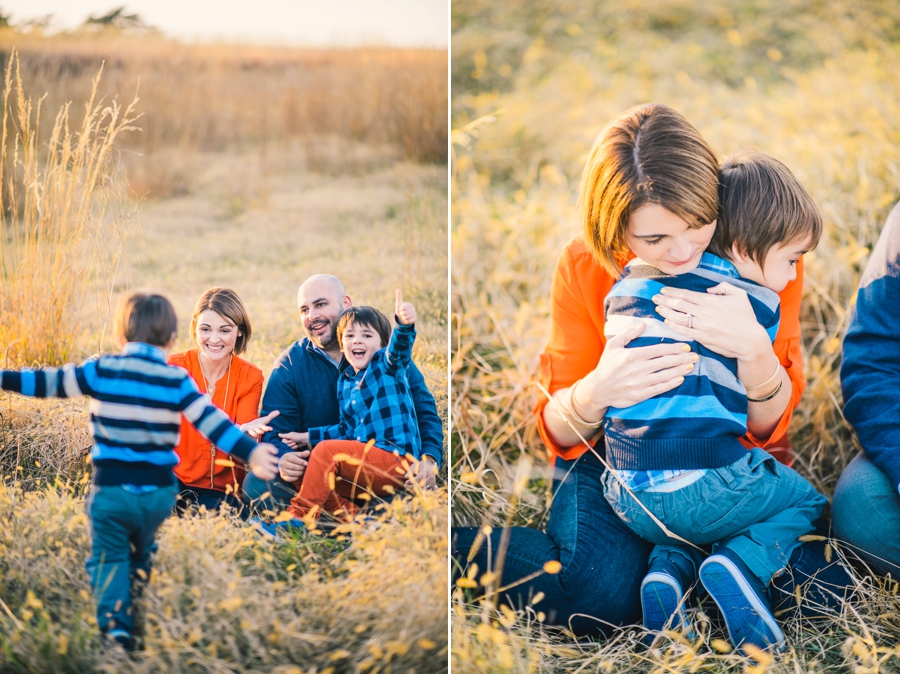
left=242, top=274, right=443, bottom=511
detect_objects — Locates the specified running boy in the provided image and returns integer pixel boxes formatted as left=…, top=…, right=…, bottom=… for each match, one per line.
left=0, top=292, right=280, bottom=650
left=268, top=290, right=431, bottom=530
left=600, top=150, right=826, bottom=652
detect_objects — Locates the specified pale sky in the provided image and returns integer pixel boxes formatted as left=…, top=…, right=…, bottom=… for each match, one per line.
left=1, top=0, right=448, bottom=47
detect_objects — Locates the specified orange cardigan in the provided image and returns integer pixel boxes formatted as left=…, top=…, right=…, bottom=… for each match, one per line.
left=534, top=236, right=806, bottom=465
left=169, top=349, right=264, bottom=493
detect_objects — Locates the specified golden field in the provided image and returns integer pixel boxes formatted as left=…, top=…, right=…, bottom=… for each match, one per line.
left=0, top=30, right=448, bottom=672
left=451, top=0, right=900, bottom=671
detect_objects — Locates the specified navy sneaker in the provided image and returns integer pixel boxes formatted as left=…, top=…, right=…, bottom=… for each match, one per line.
left=252, top=516, right=306, bottom=539
left=641, top=558, right=694, bottom=638
left=699, top=549, right=785, bottom=652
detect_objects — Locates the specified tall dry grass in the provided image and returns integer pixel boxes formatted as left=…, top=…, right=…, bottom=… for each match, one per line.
left=0, top=30, right=449, bottom=671
left=0, top=31, right=448, bottom=199
left=451, top=0, right=900, bottom=670
left=0, top=480, right=448, bottom=672
left=0, top=49, right=137, bottom=367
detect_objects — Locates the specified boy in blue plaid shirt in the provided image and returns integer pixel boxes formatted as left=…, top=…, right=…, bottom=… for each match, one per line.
left=275, top=290, right=430, bottom=525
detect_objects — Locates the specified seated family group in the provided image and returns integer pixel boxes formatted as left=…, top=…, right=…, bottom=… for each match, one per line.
left=171, top=274, right=443, bottom=525
left=0, top=274, right=442, bottom=649
left=452, top=103, right=900, bottom=655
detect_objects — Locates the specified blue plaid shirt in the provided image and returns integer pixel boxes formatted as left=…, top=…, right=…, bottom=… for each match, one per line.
left=308, top=321, right=421, bottom=459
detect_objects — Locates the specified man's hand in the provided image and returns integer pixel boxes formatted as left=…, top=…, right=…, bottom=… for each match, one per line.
left=404, top=457, right=437, bottom=490
left=279, top=449, right=311, bottom=482
left=240, top=410, right=280, bottom=439
left=396, top=289, right=417, bottom=326
left=278, top=431, right=309, bottom=450
left=247, top=443, right=280, bottom=481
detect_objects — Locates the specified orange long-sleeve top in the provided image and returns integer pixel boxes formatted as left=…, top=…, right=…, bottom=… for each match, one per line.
left=169, top=349, right=264, bottom=493
left=534, top=236, right=806, bottom=466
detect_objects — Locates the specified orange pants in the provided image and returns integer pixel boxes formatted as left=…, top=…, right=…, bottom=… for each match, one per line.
left=287, top=440, right=408, bottom=521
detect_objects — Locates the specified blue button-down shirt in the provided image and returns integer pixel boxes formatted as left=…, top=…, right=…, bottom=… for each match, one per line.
left=308, top=322, right=421, bottom=459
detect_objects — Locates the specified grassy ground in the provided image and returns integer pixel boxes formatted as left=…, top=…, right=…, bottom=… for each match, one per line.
left=0, top=33, right=448, bottom=673
left=451, top=1, right=900, bottom=671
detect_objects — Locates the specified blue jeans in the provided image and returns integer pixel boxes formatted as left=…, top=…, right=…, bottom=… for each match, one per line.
left=242, top=471, right=298, bottom=513
left=176, top=481, right=246, bottom=518
left=452, top=451, right=652, bottom=635
left=603, top=448, right=828, bottom=585
left=833, top=454, right=900, bottom=576
left=85, top=485, right=179, bottom=635
left=452, top=449, right=851, bottom=634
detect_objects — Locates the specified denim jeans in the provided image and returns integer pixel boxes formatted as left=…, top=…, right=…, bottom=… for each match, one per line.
left=85, top=484, right=179, bottom=635
left=242, top=471, right=299, bottom=513
left=452, top=451, right=652, bottom=635
left=603, top=447, right=828, bottom=585
left=452, top=449, right=853, bottom=634
left=833, top=454, right=900, bottom=576
left=176, top=481, right=245, bottom=518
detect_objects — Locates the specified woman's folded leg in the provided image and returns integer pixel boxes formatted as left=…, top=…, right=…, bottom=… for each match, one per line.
left=452, top=451, right=652, bottom=635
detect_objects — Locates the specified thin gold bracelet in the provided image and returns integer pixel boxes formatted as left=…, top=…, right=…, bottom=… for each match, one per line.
left=747, top=377, right=783, bottom=403
left=566, top=379, right=604, bottom=428
left=744, top=358, right=781, bottom=392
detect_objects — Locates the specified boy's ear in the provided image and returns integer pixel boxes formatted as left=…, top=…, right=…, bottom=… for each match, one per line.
left=166, top=332, right=178, bottom=349
left=731, top=242, right=752, bottom=264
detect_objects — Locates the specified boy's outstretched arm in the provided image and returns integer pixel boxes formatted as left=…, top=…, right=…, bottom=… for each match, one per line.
left=1, top=363, right=95, bottom=398
left=386, top=289, right=417, bottom=373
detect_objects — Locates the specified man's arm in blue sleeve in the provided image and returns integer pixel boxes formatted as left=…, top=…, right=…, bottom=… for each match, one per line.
left=259, top=347, right=303, bottom=457
left=842, top=205, right=900, bottom=493
left=408, top=361, right=443, bottom=468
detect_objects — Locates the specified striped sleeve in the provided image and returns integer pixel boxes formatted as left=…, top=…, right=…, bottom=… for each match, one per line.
left=0, top=362, right=94, bottom=399
left=178, top=377, right=256, bottom=462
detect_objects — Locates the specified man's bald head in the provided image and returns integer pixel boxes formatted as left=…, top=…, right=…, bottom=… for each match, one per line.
left=297, top=274, right=352, bottom=353
left=297, top=274, right=346, bottom=306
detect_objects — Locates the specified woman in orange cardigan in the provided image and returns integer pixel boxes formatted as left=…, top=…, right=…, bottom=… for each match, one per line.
left=451, top=103, right=850, bottom=634
left=170, top=287, right=277, bottom=514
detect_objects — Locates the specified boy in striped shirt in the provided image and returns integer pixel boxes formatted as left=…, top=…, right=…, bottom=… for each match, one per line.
left=600, top=151, right=826, bottom=652
left=0, top=292, right=279, bottom=650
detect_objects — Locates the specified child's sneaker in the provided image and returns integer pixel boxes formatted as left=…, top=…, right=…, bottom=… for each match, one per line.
left=699, top=549, right=785, bottom=652
left=251, top=516, right=306, bottom=539
left=640, top=557, right=695, bottom=641
left=105, top=629, right=133, bottom=651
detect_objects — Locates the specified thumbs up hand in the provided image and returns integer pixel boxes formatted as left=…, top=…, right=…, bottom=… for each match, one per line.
left=395, top=289, right=417, bottom=326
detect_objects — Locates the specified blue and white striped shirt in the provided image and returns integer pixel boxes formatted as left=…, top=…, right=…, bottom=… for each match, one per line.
left=603, top=254, right=781, bottom=488
left=0, top=342, right=257, bottom=486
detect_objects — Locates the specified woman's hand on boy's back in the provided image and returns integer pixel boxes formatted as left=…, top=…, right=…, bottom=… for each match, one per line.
left=247, top=443, right=280, bottom=481
left=653, top=283, right=771, bottom=361
left=396, top=289, right=417, bottom=325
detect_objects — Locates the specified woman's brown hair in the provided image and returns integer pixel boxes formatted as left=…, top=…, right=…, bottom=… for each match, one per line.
left=190, top=287, right=252, bottom=355
left=580, top=103, right=720, bottom=276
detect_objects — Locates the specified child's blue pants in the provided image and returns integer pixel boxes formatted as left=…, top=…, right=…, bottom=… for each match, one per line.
left=603, top=447, right=827, bottom=584
left=85, top=485, right=178, bottom=635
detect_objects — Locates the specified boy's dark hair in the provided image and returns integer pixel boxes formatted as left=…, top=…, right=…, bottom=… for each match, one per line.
left=336, top=306, right=392, bottom=350
left=114, top=292, right=178, bottom=347
left=190, top=287, right=252, bottom=355
left=709, top=149, right=822, bottom=265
